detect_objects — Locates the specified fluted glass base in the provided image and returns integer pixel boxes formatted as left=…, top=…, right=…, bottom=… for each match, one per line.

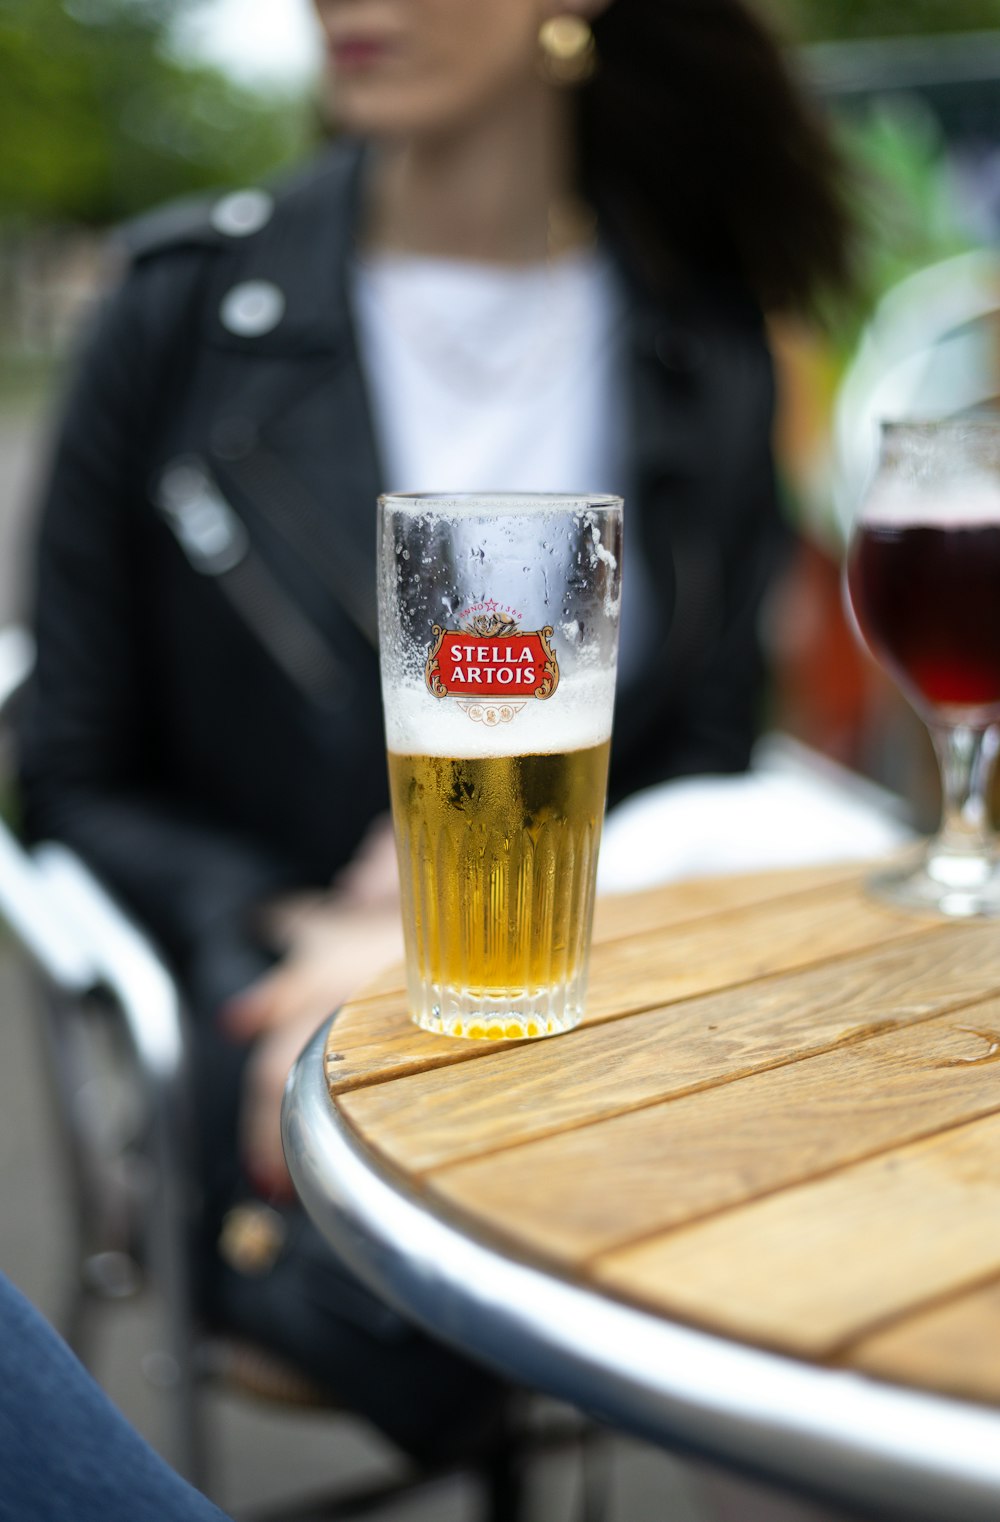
left=868, top=844, right=1000, bottom=918
left=408, top=980, right=584, bottom=1041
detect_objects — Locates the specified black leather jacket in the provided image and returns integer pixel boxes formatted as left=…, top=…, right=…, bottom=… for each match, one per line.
left=17, top=144, right=785, bottom=987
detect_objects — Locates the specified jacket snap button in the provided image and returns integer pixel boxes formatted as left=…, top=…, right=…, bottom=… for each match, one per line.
left=211, top=188, right=274, bottom=238
left=220, top=280, right=286, bottom=337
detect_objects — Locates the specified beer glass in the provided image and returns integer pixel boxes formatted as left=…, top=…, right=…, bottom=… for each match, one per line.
left=845, top=419, right=1000, bottom=915
left=378, top=492, right=622, bottom=1038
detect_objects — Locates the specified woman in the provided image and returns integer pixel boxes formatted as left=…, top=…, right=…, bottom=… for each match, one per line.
left=17, top=0, right=851, bottom=1461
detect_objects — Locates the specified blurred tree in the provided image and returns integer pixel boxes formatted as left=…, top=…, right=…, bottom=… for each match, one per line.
left=840, top=104, right=975, bottom=316
left=0, top=0, right=312, bottom=225
left=773, top=0, right=1000, bottom=41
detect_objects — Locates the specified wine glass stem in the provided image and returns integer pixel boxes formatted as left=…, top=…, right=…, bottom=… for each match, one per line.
left=929, top=722, right=999, bottom=859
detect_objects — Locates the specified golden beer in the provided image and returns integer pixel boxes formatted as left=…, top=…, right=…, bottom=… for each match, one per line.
left=388, top=740, right=610, bottom=1038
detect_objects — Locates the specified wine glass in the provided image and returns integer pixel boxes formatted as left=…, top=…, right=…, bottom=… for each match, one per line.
left=845, top=418, right=1000, bottom=916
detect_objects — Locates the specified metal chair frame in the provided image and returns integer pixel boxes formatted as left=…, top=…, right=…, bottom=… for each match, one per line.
left=0, top=626, right=214, bottom=1486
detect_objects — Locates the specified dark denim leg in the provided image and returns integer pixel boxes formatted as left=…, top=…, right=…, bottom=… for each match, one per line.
left=0, top=1272, right=229, bottom=1522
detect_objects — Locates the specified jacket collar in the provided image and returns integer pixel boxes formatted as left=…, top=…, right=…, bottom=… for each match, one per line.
left=199, top=142, right=384, bottom=647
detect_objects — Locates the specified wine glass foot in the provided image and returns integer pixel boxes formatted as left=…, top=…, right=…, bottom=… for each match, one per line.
left=868, top=848, right=1000, bottom=918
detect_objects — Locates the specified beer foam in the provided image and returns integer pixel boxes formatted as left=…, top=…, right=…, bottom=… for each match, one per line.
left=384, top=672, right=615, bottom=757
left=861, top=478, right=1000, bottom=529
left=382, top=492, right=622, bottom=517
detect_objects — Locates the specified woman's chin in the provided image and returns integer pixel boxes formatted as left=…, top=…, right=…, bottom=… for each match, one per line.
left=328, top=78, right=436, bottom=140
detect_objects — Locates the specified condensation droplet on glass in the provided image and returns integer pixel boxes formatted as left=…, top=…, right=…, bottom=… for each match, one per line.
left=402, top=549, right=410, bottom=560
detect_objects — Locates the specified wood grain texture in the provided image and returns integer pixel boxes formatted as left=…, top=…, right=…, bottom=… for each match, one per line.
left=338, top=921, right=993, bottom=1171
left=324, top=989, right=510, bottom=1095
left=593, top=1111, right=1000, bottom=1358
left=429, top=998, right=1000, bottom=1261
left=848, top=1277, right=1000, bottom=1404
left=587, top=861, right=864, bottom=944
left=328, top=875, right=927, bottom=1094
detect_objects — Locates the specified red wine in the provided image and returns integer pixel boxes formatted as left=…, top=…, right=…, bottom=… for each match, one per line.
left=847, top=521, right=1000, bottom=715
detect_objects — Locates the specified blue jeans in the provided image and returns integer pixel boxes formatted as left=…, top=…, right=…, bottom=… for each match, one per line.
left=0, top=1273, right=228, bottom=1522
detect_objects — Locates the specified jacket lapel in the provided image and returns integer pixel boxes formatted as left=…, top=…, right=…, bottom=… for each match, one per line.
left=217, top=353, right=384, bottom=647
left=201, top=144, right=384, bottom=648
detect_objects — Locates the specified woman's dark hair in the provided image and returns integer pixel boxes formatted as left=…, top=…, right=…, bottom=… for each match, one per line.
left=578, top=0, right=853, bottom=312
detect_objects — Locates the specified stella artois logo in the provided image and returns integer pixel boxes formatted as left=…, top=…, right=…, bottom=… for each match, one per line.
left=425, top=600, right=559, bottom=725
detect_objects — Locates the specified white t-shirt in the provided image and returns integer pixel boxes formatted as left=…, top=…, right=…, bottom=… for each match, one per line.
left=350, top=248, right=653, bottom=681
left=350, top=247, right=625, bottom=491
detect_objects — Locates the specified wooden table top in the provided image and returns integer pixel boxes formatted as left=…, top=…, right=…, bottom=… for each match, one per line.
left=322, top=860, right=1000, bottom=1414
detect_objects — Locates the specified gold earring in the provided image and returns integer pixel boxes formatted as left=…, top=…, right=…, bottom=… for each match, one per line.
left=538, top=15, right=596, bottom=85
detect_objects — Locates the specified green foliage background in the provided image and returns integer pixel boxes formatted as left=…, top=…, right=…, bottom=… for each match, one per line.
left=775, top=0, right=1000, bottom=41
left=0, top=0, right=313, bottom=225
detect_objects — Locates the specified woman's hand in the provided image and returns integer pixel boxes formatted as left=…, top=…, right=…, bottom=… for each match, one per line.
left=224, top=815, right=404, bottom=1195
left=224, top=899, right=403, bottom=1043
left=232, top=904, right=405, bottom=1196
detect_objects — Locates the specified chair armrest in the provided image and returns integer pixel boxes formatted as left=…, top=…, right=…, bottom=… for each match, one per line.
left=0, top=626, right=33, bottom=712
left=0, top=825, right=97, bottom=992
left=0, top=623, right=186, bottom=1086
left=32, top=844, right=187, bottom=1086
left=0, top=626, right=97, bottom=990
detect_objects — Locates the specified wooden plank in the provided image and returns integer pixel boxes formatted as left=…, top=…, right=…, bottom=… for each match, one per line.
left=336, top=921, right=991, bottom=1162
left=342, top=862, right=866, bottom=1004
left=593, top=1112, right=1000, bottom=1359
left=429, top=1002, right=1000, bottom=1261
left=848, top=1277, right=1000, bottom=1405
left=328, top=877, right=929, bottom=1096
left=338, top=922, right=999, bottom=1168
left=585, top=878, right=926, bottom=1011
left=588, top=861, right=865, bottom=945
left=324, top=989, right=511, bottom=1094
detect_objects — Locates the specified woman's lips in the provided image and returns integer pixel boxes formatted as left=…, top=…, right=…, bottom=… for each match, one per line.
left=330, top=36, right=393, bottom=70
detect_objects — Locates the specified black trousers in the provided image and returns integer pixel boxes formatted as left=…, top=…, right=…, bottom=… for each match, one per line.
left=186, top=932, right=508, bottom=1464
